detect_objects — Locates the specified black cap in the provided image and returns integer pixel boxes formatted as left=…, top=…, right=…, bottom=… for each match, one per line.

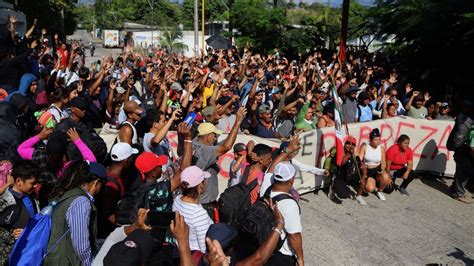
left=103, top=229, right=154, bottom=266
left=69, top=97, right=88, bottom=110
left=206, top=223, right=238, bottom=250
left=46, top=131, right=69, bottom=156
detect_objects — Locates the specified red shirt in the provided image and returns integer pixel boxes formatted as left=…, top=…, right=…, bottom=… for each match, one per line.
left=245, top=168, right=264, bottom=204
left=386, top=144, right=413, bottom=170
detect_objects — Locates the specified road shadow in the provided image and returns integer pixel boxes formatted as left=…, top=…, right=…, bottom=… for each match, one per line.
left=415, top=139, right=447, bottom=175
left=420, top=175, right=452, bottom=197
left=447, top=247, right=474, bottom=264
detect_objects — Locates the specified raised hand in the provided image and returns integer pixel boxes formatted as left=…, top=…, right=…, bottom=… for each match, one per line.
left=66, top=128, right=80, bottom=142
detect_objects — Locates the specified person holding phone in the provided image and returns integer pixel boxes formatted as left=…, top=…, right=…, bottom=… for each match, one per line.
left=358, top=129, right=393, bottom=201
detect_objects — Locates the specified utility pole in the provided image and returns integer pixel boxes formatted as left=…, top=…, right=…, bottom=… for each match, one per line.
left=201, top=0, right=205, bottom=52
left=339, top=0, right=350, bottom=63
left=194, top=0, right=199, bottom=55
left=148, top=0, right=155, bottom=48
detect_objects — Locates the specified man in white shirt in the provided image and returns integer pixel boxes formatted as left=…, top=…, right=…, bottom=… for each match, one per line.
left=261, top=162, right=304, bottom=266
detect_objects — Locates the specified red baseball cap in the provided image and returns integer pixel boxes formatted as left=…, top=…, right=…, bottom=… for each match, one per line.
left=344, top=136, right=357, bottom=145
left=135, top=152, right=168, bottom=180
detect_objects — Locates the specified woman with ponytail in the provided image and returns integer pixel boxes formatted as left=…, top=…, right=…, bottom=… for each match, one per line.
left=44, top=160, right=107, bottom=266
left=358, top=129, right=394, bottom=201
left=172, top=166, right=213, bottom=254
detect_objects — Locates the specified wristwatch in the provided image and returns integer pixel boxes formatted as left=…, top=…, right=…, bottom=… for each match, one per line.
left=273, top=227, right=283, bottom=235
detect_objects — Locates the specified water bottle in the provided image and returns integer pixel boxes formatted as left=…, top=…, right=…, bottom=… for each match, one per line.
left=40, top=201, right=57, bottom=216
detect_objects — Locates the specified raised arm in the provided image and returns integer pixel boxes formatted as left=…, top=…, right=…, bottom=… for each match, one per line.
left=67, top=128, right=96, bottom=163
left=171, top=122, right=193, bottom=192
left=216, top=107, right=246, bottom=157
left=18, top=128, right=53, bottom=160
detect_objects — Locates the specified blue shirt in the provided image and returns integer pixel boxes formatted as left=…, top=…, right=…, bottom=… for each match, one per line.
left=357, top=104, right=373, bottom=122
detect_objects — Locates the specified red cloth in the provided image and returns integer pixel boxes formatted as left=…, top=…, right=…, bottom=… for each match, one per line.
left=386, top=144, right=413, bottom=170
left=58, top=48, right=69, bottom=69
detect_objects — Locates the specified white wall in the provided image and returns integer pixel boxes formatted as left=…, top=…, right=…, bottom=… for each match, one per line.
left=132, top=30, right=209, bottom=57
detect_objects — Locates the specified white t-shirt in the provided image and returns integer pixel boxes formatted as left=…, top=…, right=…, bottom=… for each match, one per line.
left=269, top=190, right=302, bottom=256
left=172, top=195, right=213, bottom=253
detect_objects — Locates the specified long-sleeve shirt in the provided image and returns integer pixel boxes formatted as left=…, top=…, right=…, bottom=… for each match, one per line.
left=17, top=135, right=96, bottom=164
left=66, top=193, right=94, bottom=266
left=92, top=226, right=127, bottom=266
left=295, top=102, right=316, bottom=131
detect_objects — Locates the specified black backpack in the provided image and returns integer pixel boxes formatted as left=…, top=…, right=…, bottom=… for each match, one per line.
left=115, top=181, right=171, bottom=225
left=218, top=166, right=256, bottom=228
left=239, top=185, right=300, bottom=253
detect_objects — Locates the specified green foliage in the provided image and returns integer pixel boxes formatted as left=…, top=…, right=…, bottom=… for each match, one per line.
left=231, top=0, right=287, bottom=51
left=160, top=27, right=189, bottom=52
left=368, top=0, right=474, bottom=93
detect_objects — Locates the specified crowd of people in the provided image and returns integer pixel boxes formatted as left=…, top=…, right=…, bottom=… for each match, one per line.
left=0, top=17, right=473, bottom=266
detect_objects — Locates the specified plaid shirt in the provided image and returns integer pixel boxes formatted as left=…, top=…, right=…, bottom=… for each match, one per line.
left=32, top=148, right=57, bottom=185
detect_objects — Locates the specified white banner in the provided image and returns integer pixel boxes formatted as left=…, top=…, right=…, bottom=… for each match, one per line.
left=167, top=117, right=455, bottom=194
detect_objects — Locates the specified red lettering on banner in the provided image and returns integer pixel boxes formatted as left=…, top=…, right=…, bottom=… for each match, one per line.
left=168, top=132, right=178, bottom=148
left=379, top=123, right=394, bottom=149
left=217, top=153, right=234, bottom=179
left=317, top=132, right=335, bottom=166
left=358, top=126, right=372, bottom=146
left=435, top=124, right=452, bottom=160
left=394, top=122, right=415, bottom=141
left=412, top=125, right=438, bottom=159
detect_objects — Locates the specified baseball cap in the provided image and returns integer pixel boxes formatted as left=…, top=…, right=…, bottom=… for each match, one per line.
left=115, top=86, right=126, bottom=94
left=258, top=104, right=272, bottom=115
left=321, top=82, right=330, bottom=93
left=88, top=162, right=107, bottom=182
left=197, top=122, right=223, bottom=136
left=202, top=106, right=215, bottom=117
left=345, top=86, right=360, bottom=94
left=344, top=135, right=357, bottom=145
left=69, top=96, right=88, bottom=110
left=233, top=143, right=246, bottom=154
left=441, top=102, right=449, bottom=108
left=273, top=162, right=296, bottom=182
left=103, top=229, right=153, bottom=266
left=180, top=166, right=211, bottom=188
left=171, top=82, right=183, bottom=92
left=135, top=152, right=168, bottom=180
left=110, top=142, right=139, bottom=162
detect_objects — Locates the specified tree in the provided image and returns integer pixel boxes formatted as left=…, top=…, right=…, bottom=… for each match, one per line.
left=368, top=0, right=474, bottom=97
left=160, top=27, right=188, bottom=52
left=231, top=0, right=287, bottom=52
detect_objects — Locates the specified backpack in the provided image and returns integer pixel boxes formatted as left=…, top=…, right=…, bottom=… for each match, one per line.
left=99, top=122, right=119, bottom=153
left=115, top=181, right=171, bottom=225
left=8, top=199, right=71, bottom=266
left=106, top=176, right=124, bottom=198
left=67, top=129, right=108, bottom=164
left=239, top=186, right=301, bottom=253
left=446, top=116, right=473, bottom=151
left=218, top=166, right=255, bottom=228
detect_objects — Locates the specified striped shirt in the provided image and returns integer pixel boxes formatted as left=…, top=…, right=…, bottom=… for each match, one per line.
left=172, top=195, right=213, bottom=253
left=66, top=193, right=94, bottom=266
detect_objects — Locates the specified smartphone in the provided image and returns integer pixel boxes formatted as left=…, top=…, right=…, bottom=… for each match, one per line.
left=184, top=112, right=197, bottom=128
left=147, top=211, right=175, bottom=228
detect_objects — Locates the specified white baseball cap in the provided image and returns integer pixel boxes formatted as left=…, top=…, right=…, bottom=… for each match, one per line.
left=110, top=142, right=139, bottom=162
left=273, top=162, right=296, bottom=182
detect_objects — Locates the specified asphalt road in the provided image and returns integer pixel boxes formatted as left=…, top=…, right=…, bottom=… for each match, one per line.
left=69, top=30, right=121, bottom=67
left=300, top=177, right=474, bottom=265
left=68, top=30, right=474, bottom=265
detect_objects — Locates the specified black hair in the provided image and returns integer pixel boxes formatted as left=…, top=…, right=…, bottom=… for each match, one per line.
left=180, top=181, right=200, bottom=200
left=49, top=86, right=69, bottom=103
left=323, top=102, right=335, bottom=115
left=11, top=160, right=38, bottom=182
left=51, top=161, right=100, bottom=199
left=78, top=67, right=90, bottom=79
left=397, top=134, right=410, bottom=144
left=253, top=144, right=272, bottom=157
left=369, top=128, right=380, bottom=140
left=145, top=109, right=166, bottom=131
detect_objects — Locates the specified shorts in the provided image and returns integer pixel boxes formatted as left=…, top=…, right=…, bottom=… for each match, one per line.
left=367, top=166, right=381, bottom=179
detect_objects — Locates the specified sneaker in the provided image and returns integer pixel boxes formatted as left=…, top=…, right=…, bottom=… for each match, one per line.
left=376, top=191, right=386, bottom=201
left=455, top=196, right=473, bottom=204
left=328, top=189, right=342, bottom=204
left=399, top=187, right=410, bottom=196
left=356, top=195, right=367, bottom=206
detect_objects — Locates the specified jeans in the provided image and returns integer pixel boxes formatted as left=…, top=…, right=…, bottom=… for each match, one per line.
left=453, top=150, right=474, bottom=197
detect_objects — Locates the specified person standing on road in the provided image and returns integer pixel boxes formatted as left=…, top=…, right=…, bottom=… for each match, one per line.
left=448, top=99, right=474, bottom=204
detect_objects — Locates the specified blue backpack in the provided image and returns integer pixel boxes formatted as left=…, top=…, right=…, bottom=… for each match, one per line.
left=8, top=200, right=69, bottom=266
